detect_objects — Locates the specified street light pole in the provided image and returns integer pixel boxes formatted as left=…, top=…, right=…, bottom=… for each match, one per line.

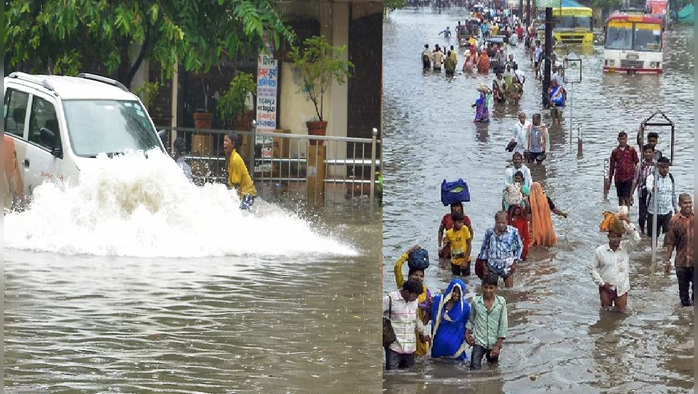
left=542, top=7, right=552, bottom=106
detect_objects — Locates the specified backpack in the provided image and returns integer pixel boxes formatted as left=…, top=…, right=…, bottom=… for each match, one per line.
left=422, top=54, right=430, bottom=64
left=441, top=179, right=471, bottom=206
left=383, top=295, right=396, bottom=347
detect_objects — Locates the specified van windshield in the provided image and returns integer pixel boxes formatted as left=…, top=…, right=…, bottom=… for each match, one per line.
left=63, top=100, right=163, bottom=157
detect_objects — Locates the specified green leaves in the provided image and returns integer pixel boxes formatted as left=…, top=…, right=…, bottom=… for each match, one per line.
left=384, top=0, right=408, bottom=12
left=5, top=0, right=293, bottom=88
left=288, top=35, right=354, bottom=121
left=216, top=72, right=257, bottom=122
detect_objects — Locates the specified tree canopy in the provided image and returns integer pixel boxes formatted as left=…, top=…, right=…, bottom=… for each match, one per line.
left=384, top=0, right=408, bottom=13
left=5, top=0, right=295, bottom=87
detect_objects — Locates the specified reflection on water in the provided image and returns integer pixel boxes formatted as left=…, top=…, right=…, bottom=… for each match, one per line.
left=383, top=7, right=694, bottom=393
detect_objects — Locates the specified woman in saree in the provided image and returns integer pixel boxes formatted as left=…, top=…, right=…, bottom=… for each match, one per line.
left=477, top=50, right=490, bottom=73
left=463, top=53, right=476, bottom=73
left=506, top=76, right=523, bottom=103
left=430, top=278, right=470, bottom=361
left=472, top=83, right=492, bottom=123
left=529, top=182, right=558, bottom=247
left=492, top=71, right=507, bottom=104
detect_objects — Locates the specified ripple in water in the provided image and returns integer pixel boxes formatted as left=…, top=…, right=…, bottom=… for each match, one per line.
left=4, top=150, right=357, bottom=258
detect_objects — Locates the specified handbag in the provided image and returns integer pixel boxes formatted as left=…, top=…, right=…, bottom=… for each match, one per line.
left=383, top=295, right=396, bottom=347
left=475, top=258, right=487, bottom=279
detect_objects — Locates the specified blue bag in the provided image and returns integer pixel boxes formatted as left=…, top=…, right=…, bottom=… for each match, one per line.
left=441, top=179, right=470, bottom=206
left=408, top=248, right=430, bottom=270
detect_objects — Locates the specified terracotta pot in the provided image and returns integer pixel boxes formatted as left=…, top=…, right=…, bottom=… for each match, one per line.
left=193, top=112, right=213, bottom=129
left=306, top=121, right=328, bottom=146
left=232, top=111, right=255, bottom=131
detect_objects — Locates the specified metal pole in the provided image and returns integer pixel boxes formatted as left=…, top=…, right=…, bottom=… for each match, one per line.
left=526, top=0, right=531, bottom=26
left=249, top=122, right=256, bottom=179
left=370, top=128, right=377, bottom=202
left=542, top=7, right=553, bottom=106
left=650, top=165, right=659, bottom=263
left=569, top=83, right=573, bottom=142
left=170, top=59, right=179, bottom=152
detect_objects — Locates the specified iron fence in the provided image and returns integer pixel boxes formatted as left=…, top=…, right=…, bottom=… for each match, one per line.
left=157, top=125, right=382, bottom=205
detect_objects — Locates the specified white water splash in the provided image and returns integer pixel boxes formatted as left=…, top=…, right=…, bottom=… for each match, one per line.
left=4, top=151, right=357, bottom=258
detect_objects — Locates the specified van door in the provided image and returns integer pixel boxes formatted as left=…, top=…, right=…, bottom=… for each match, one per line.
left=24, top=93, right=64, bottom=201
left=4, top=88, right=30, bottom=211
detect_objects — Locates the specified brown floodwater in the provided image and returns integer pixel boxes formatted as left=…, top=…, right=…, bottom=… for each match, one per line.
left=382, top=7, right=694, bottom=393
left=5, top=186, right=383, bottom=393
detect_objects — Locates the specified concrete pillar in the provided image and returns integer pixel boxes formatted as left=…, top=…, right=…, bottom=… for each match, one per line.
left=329, top=2, right=349, bottom=140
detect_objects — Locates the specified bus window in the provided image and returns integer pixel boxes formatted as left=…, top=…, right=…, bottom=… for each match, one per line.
left=633, top=24, right=662, bottom=51
left=556, top=16, right=592, bottom=31
left=605, top=24, right=633, bottom=50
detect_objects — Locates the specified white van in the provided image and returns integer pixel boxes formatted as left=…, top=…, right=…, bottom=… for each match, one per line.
left=4, top=72, right=166, bottom=212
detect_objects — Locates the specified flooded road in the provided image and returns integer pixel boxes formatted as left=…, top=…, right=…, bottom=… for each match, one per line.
left=382, top=8, right=694, bottom=393
left=4, top=154, right=383, bottom=393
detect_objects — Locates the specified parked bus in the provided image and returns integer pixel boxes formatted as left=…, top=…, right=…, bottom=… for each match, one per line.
left=537, top=0, right=594, bottom=46
left=603, top=14, right=663, bottom=74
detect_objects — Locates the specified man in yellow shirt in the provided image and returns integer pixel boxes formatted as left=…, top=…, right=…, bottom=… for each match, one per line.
left=223, top=132, right=257, bottom=210
left=444, top=211, right=472, bottom=276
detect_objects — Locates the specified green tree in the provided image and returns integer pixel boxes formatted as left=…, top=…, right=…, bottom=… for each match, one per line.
left=591, top=0, right=621, bottom=8
left=384, top=0, right=407, bottom=14
left=5, top=0, right=294, bottom=89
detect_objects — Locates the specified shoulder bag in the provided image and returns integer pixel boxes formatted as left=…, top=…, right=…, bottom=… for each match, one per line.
left=383, top=295, right=396, bottom=347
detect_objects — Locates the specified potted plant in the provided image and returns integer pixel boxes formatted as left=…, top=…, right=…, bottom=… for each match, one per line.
left=216, top=72, right=257, bottom=130
left=288, top=35, right=353, bottom=144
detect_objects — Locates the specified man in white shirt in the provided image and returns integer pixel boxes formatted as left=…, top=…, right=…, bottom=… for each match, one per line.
left=503, top=151, right=532, bottom=188
left=507, top=112, right=530, bottom=156
left=588, top=215, right=640, bottom=313
left=383, top=278, right=431, bottom=370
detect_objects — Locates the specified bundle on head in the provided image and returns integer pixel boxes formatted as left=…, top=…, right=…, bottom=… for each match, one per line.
left=503, top=184, right=523, bottom=206
left=599, top=211, right=626, bottom=235
left=408, top=248, right=430, bottom=270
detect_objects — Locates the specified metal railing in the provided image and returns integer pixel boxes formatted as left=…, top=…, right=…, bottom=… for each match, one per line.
left=157, top=125, right=381, bottom=205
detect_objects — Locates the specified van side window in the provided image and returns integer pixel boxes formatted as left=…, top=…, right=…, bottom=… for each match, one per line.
left=28, top=96, right=61, bottom=151
left=4, top=89, right=29, bottom=138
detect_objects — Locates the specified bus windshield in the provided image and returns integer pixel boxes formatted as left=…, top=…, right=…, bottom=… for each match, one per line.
left=605, top=26, right=633, bottom=50
left=555, top=16, right=592, bottom=31
left=633, top=24, right=662, bottom=51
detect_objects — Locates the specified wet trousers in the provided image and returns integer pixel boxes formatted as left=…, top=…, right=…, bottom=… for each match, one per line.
left=676, top=267, right=694, bottom=307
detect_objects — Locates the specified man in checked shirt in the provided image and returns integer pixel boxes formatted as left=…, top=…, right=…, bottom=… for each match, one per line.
left=645, top=157, right=678, bottom=245
left=607, top=131, right=639, bottom=208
